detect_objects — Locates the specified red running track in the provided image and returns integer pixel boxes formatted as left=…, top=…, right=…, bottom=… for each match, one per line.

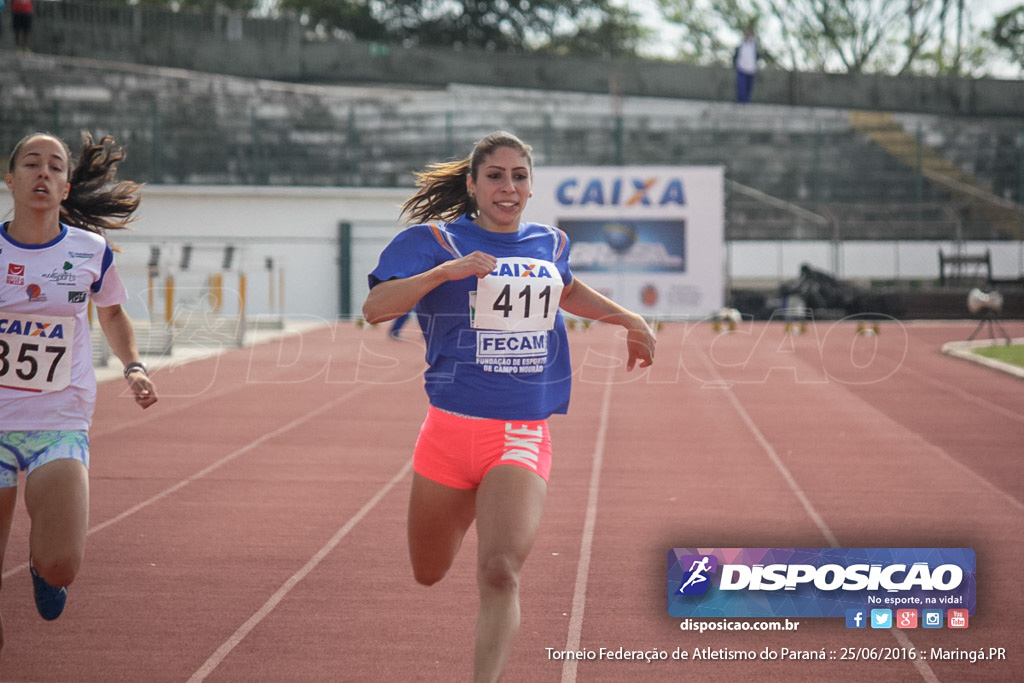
left=1, top=319, right=1022, bottom=682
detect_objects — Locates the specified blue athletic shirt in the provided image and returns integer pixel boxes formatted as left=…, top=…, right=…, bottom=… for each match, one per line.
left=368, top=214, right=574, bottom=420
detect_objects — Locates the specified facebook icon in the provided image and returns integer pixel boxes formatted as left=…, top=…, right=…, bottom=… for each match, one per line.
left=845, top=609, right=867, bottom=629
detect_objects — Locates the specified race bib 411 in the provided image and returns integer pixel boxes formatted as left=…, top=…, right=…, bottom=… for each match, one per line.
left=471, top=257, right=563, bottom=332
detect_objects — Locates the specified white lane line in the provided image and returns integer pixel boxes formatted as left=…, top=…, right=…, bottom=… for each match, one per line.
left=3, top=383, right=373, bottom=582
left=900, top=363, right=1024, bottom=424
left=706, top=380, right=839, bottom=547
left=561, top=365, right=615, bottom=683
left=697, top=351, right=941, bottom=683
left=186, top=458, right=413, bottom=682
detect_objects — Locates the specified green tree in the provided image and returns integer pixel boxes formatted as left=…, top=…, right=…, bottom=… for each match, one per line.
left=275, top=0, right=648, bottom=56
left=132, top=0, right=261, bottom=10
left=656, top=0, right=1012, bottom=77
left=278, top=0, right=387, bottom=41
left=993, top=5, right=1024, bottom=68
left=538, top=4, right=651, bottom=58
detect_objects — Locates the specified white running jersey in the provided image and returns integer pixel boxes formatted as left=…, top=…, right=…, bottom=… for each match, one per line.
left=1, top=223, right=128, bottom=430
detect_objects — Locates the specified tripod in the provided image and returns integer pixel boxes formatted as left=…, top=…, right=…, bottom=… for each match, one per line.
left=967, top=310, right=1011, bottom=345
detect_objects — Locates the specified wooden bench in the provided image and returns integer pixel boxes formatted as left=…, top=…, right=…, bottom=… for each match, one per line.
left=938, top=249, right=992, bottom=287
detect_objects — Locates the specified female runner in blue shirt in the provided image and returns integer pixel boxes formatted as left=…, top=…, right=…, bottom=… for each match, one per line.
left=364, top=131, right=655, bottom=682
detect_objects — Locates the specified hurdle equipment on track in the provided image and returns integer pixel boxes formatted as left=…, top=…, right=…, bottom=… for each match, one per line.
left=711, top=307, right=741, bottom=333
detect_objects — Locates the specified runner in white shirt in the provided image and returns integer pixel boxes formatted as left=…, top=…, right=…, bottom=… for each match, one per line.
left=0, top=132, right=157, bottom=653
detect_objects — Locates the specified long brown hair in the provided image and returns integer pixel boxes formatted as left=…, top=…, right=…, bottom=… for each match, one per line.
left=8, top=131, right=142, bottom=238
left=401, top=131, right=533, bottom=224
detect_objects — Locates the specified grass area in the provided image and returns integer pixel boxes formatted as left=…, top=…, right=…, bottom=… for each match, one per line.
left=973, top=344, right=1024, bottom=369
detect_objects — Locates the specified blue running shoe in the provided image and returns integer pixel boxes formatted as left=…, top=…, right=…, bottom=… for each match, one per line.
left=30, top=560, right=67, bottom=621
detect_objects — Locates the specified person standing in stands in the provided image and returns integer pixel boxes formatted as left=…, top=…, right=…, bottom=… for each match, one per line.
left=10, top=0, right=33, bottom=52
left=363, top=130, right=655, bottom=682
left=733, top=26, right=760, bottom=103
left=0, top=132, right=157, bottom=657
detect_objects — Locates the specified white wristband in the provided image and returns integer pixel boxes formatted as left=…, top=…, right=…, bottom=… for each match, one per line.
left=124, top=361, right=148, bottom=379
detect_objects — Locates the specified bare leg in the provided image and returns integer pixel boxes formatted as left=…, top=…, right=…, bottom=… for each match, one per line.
left=473, top=465, right=547, bottom=683
left=407, top=473, right=477, bottom=586
left=24, top=459, right=89, bottom=589
left=0, top=486, right=19, bottom=659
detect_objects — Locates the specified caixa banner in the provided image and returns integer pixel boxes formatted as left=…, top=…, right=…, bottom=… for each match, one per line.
left=667, top=548, right=975, bottom=618
left=525, top=167, right=724, bottom=317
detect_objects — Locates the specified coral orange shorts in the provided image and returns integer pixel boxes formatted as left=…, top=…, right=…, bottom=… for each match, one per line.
left=413, top=406, right=553, bottom=489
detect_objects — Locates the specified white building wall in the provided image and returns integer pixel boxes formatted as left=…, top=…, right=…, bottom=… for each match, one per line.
left=3, top=185, right=409, bottom=323
left=5, top=186, right=1022, bottom=320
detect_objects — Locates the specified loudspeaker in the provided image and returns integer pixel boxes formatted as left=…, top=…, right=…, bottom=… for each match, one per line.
left=966, top=288, right=1003, bottom=315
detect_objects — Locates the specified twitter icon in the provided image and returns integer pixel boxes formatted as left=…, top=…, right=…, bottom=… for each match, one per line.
left=870, top=609, right=892, bottom=628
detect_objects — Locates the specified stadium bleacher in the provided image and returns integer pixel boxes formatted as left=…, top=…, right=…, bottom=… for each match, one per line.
left=2, top=15, right=1022, bottom=320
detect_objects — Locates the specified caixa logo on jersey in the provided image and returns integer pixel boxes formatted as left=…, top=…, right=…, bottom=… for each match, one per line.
left=555, top=176, right=686, bottom=207
left=0, top=317, right=66, bottom=338
left=667, top=548, right=976, bottom=619
left=490, top=261, right=555, bottom=278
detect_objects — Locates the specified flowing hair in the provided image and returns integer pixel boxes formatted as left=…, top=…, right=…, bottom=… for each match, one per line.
left=400, top=131, right=533, bottom=224
left=8, top=131, right=142, bottom=242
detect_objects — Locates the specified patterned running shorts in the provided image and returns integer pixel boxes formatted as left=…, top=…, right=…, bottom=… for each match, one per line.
left=0, top=431, right=90, bottom=488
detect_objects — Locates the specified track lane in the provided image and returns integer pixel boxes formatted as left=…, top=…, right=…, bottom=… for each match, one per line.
left=1, top=322, right=1020, bottom=681
left=565, top=322, right=1021, bottom=682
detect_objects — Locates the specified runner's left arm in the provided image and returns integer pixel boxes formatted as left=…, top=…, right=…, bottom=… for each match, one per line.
left=96, top=304, right=158, bottom=408
left=560, top=279, right=656, bottom=370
